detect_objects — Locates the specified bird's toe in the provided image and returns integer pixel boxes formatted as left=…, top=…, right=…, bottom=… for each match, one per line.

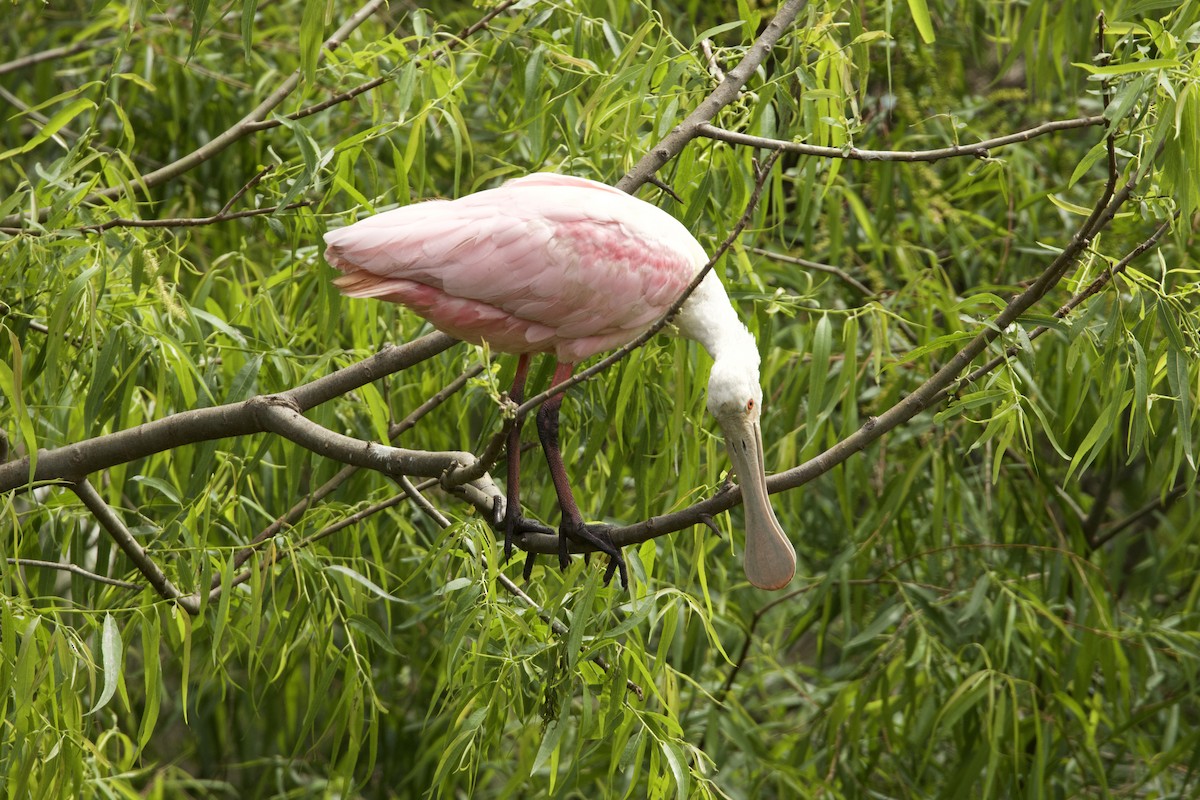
left=558, top=521, right=627, bottom=589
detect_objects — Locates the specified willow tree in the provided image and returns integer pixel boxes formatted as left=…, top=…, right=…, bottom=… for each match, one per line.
left=3, top=0, right=1199, bottom=797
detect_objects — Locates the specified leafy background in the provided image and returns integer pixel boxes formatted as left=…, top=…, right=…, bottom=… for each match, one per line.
left=3, top=0, right=1200, bottom=797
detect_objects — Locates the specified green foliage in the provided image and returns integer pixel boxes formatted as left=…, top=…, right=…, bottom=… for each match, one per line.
left=3, top=0, right=1200, bottom=798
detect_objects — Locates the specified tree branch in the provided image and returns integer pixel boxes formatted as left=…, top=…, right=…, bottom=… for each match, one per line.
left=616, top=0, right=805, bottom=193
left=5, top=557, right=143, bottom=590
left=0, top=332, right=457, bottom=492
left=0, top=36, right=119, bottom=76
left=697, top=115, right=1107, bottom=162
left=749, top=246, right=876, bottom=297
left=515, top=152, right=1147, bottom=556
left=252, top=395, right=480, bottom=481
left=72, top=477, right=196, bottom=611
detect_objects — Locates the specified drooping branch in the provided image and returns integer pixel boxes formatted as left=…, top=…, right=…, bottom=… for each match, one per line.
left=252, top=395, right=480, bottom=481
left=749, top=246, right=876, bottom=297
left=0, top=36, right=120, bottom=75
left=0, top=202, right=312, bottom=237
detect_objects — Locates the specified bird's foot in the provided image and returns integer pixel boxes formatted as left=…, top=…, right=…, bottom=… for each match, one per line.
left=500, top=507, right=554, bottom=563
left=558, top=520, right=627, bottom=589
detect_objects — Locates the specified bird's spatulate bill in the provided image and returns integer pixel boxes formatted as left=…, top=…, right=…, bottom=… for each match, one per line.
left=719, top=415, right=796, bottom=590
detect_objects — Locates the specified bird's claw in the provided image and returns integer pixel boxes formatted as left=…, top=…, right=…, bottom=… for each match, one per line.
left=493, top=505, right=627, bottom=590
left=558, top=520, right=627, bottom=589
left=500, top=508, right=554, bottom=562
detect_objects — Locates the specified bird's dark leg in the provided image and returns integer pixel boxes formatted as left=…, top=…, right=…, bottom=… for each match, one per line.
left=503, top=353, right=532, bottom=563
left=536, top=361, right=628, bottom=588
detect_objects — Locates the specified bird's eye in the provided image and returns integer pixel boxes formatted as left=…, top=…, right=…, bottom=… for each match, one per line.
left=746, top=399, right=755, bottom=412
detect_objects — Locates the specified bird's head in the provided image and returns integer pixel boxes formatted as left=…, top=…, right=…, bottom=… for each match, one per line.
left=706, top=356, right=796, bottom=590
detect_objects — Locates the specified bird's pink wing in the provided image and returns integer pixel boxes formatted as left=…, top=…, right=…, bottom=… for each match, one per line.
left=324, top=175, right=706, bottom=361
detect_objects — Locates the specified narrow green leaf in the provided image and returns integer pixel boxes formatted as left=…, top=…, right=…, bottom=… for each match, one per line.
left=299, top=0, right=325, bottom=86
left=137, top=612, right=161, bottom=752
left=1072, top=58, right=1181, bottom=76
left=87, top=613, right=122, bottom=715
left=692, top=20, right=743, bottom=45
left=532, top=717, right=567, bottom=775
left=226, top=354, right=262, bottom=404
left=326, top=564, right=407, bottom=603
left=662, top=740, right=690, bottom=800
left=906, top=0, right=936, bottom=43
left=187, top=0, right=210, bottom=58
left=0, top=98, right=96, bottom=161
left=241, top=0, right=259, bottom=60
left=0, top=332, right=36, bottom=481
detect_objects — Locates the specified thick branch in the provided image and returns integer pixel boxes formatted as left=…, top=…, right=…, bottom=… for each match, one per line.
left=0, top=332, right=456, bottom=492
left=252, top=396, right=478, bottom=480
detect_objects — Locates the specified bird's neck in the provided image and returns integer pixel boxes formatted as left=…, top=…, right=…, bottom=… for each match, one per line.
left=675, top=271, right=759, bottom=366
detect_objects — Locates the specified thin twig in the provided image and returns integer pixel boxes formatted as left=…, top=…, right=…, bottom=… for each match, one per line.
left=0, top=36, right=119, bottom=76
left=697, top=115, right=1107, bottom=162
left=749, top=246, right=876, bottom=297
left=5, top=558, right=143, bottom=590
left=1091, top=484, right=1190, bottom=550
left=78, top=202, right=311, bottom=233
left=699, top=39, right=726, bottom=84
left=218, top=165, right=276, bottom=216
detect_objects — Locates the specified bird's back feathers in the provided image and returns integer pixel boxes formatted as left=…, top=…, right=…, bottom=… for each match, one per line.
left=323, top=174, right=707, bottom=362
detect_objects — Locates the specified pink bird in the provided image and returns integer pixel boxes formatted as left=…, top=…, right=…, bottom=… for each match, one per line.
left=324, top=173, right=796, bottom=590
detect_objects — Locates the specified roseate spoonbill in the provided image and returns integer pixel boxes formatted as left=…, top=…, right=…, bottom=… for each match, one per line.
left=324, top=173, right=796, bottom=590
